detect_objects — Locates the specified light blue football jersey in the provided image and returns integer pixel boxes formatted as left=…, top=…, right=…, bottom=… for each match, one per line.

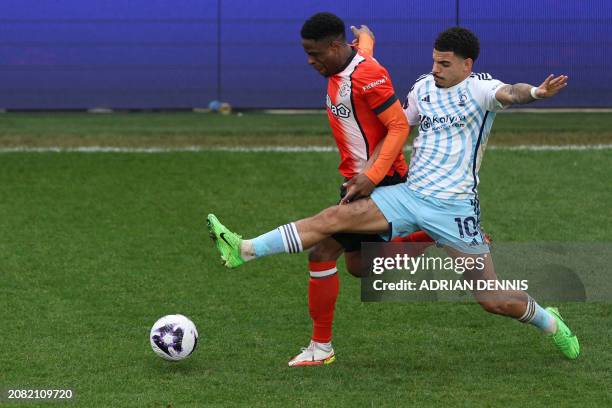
left=403, top=73, right=507, bottom=199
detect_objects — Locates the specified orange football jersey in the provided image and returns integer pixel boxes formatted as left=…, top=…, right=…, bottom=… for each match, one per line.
left=326, top=48, right=408, bottom=179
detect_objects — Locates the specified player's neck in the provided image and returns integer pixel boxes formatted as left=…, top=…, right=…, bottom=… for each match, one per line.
left=332, top=46, right=356, bottom=76
left=438, top=73, right=471, bottom=89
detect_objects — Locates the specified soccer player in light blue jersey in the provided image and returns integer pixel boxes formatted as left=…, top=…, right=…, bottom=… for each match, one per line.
left=208, top=27, right=579, bottom=360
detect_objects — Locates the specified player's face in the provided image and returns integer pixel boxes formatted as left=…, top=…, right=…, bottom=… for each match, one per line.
left=431, top=49, right=473, bottom=88
left=302, top=38, right=343, bottom=77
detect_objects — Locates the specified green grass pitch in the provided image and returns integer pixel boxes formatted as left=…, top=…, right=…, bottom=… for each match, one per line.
left=0, top=112, right=611, bottom=407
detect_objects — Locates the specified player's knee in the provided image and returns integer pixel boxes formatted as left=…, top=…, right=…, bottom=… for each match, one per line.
left=345, top=254, right=367, bottom=278
left=308, top=245, right=341, bottom=262
left=316, top=206, right=345, bottom=232
left=346, top=264, right=367, bottom=278
left=316, top=202, right=368, bottom=234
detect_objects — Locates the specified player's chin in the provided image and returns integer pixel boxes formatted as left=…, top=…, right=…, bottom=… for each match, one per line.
left=312, top=66, right=328, bottom=76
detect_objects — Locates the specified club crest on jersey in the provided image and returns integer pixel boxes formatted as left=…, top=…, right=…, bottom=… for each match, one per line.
left=326, top=94, right=351, bottom=118
left=458, top=93, right=468, bottom=107
left=339, top=82, right=351, bottom=97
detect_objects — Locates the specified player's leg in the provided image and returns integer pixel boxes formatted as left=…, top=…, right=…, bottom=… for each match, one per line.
left=391, top=230, right=437, bottom=258
left=329, top=232, right=383, bottom=277
left=290, top=174, right=401, bottom=366
left=289, top=238, right=342, bottom=367
left=446, top=247, right=579, bottom=359
left=344, top=250, right=366, bottom=277
left=294, top=198, right=390, bottom=245
left=287, top=179, right=424, bottom=365
left=292, top=231, right=408, bottom=367
left=307, top=239, right=343, bottom=346
left=207, top=196, right=389, bottom=268
left=422, top=196, right=579, bottom=359
left=443, top=247, right=530, bottom=318
left=333, top=231, right=436, bottom=277
left=291, top=231, right=398, bottom=365
left=338, top=173, right=423, bottom=277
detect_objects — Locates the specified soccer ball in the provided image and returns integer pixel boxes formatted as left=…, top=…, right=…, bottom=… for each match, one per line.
left=149, top=314, right=198, bottom=361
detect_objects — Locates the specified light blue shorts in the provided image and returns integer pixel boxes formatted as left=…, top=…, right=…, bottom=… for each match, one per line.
left=371, top=183, right=490, bottom=254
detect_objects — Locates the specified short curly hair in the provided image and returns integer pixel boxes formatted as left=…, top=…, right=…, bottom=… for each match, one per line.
left=434, top=27, right=480, bottom=61
left=300, top=12, right=346, bottom=41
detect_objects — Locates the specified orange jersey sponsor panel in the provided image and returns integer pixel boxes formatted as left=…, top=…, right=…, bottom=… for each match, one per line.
left=326, top=48, right=408, bottom=179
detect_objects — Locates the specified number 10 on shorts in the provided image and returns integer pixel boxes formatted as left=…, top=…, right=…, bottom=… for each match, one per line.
left=454, top=217, right=479, bottom=238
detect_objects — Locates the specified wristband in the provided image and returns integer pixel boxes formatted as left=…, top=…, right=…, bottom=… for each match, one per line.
left=530, top=87, right=543, bottom=100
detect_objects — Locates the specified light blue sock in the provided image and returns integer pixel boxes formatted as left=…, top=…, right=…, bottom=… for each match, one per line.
left=518, top=296, right=556, bottom=334
left=251, top=229, right=285, bottom=257
left=251, top=222, right=303, bottom=258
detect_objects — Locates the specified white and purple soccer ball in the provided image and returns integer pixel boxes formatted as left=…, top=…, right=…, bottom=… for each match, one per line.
left=149, top=314, right=198, bottom=361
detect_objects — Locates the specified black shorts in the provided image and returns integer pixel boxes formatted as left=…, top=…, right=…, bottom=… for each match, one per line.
left=332, top=171, right=407, bottom=252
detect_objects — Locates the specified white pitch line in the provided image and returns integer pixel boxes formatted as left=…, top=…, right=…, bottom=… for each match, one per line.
left=0, top=145, right=611, bottom=153
left=0, top=146, right=337, bottom=153
left=488, top=144, right=612, bottom=151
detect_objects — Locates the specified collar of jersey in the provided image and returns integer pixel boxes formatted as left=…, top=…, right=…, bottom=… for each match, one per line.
left=437, top=74, right=471, bottom=91
left=335, top=47, right=358, bottom=76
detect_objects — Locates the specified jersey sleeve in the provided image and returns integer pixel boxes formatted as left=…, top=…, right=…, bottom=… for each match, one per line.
left=480, top=78, right=508, bottom=112
left=354, top=62, right=398, bottom=115
left=402, top=89, right=420, bottom=126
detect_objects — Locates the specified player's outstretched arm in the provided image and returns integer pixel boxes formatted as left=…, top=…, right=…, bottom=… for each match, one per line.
left=350, top=25, right=375, bottom=57
left=495, top=74, right=568, bottom=106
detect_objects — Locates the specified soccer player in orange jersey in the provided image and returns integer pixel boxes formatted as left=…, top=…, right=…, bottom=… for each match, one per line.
left=288, top=12, right=433, bottom=366
left=208, top=25, right=577, bottom=365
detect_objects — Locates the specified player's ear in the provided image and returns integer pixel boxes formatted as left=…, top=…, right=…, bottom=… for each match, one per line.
left=464, top=58, right=474, bottom=73
left=329, top=39, right=342, bottom=52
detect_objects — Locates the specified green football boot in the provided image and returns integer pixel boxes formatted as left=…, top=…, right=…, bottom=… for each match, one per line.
left=546, top=307, right=580, bottom=360
left=207, top=214, right=245, bottom=268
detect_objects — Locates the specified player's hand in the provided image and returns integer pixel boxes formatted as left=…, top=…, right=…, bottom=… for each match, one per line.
left=534, top=74, right=568, bottom=98
left=340, top=173, right=375, bottom=205
left=350, top=25, right=375, bottom=47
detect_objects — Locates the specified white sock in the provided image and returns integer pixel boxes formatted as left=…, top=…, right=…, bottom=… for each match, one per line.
left=313, top=340, right=333, bottom=351
left=518, top=296, right=558, bottom=334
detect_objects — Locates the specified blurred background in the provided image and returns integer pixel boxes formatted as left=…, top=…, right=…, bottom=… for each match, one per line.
left=0, top=0, right=609, bottom=110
